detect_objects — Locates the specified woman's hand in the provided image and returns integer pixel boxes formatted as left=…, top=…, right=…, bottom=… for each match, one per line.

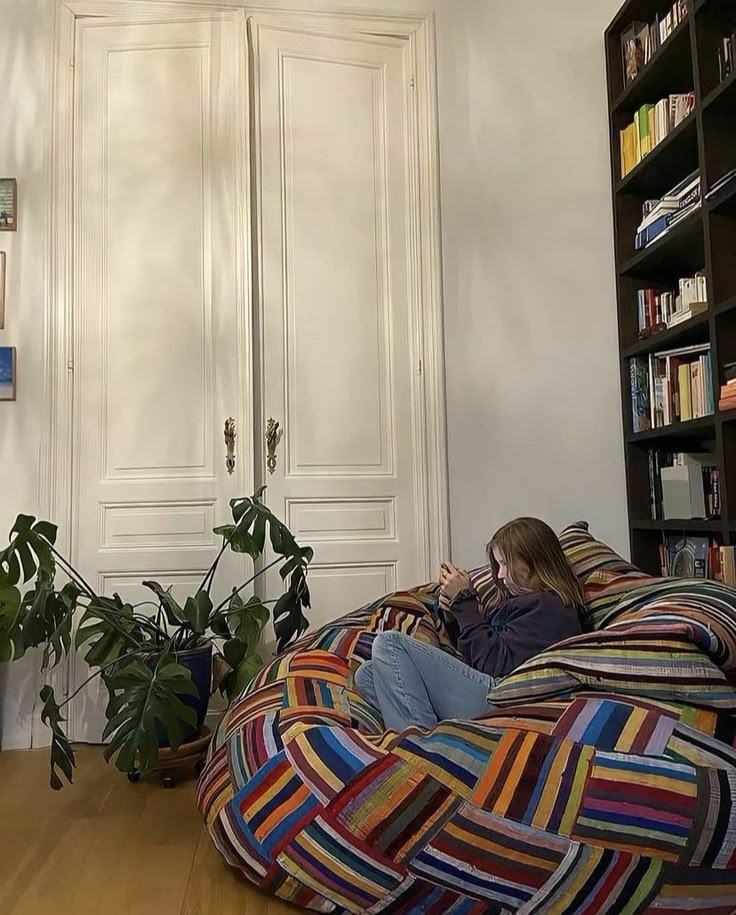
left=440, top=562, right=471, bottom=602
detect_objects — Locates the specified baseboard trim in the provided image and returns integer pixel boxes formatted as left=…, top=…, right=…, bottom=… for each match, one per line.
left=1, top=732, right=33, bottom=752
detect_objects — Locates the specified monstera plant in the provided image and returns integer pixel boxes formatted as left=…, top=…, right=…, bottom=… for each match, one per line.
left=0, top=489, right=312, bottom=789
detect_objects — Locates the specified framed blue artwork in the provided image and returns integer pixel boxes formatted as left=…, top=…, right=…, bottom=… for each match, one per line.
left=0, top=346, right=16, bottom=401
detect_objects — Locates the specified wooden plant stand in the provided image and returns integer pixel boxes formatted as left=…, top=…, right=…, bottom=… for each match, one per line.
left=127, top=726, right=212, bottom=789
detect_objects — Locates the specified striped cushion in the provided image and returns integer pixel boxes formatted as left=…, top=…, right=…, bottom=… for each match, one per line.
left=489, top=577, right=736, bottom=713
left=557, top=520, right=645, bottom=585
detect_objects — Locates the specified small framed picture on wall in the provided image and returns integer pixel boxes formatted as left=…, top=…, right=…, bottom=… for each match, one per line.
left=0, top=251, right=5, bottom=328
left=0, top=179, right=17, bottom=231
left=0, top=346, right=16, bottom=401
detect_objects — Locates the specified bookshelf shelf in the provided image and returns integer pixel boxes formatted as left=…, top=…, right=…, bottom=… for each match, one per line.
left=616, top=113, right=698, bottom=195
left=702, top=68, right=736, bottom=114
left=622, top=310, right=710, bottom=357
left=631, top=519, right=722, bottom=531
left=619, top=207, right=704, bottom=278
left=612, top=17, right=693, bottom=114
left=706, top=179, right=736, bottom=214
left=714, top=295, right=736, bottom=316
left=627, top=416, right=716, bottom=443
left=608, top=0, right=736, bottom=575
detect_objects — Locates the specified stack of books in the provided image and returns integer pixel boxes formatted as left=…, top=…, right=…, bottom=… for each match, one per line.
left=620, top=94, right=695, bottom=178
left=621, top=3, right=688, bottom=85
left=636, top=274, right=708, bottom=335
left=634, top=171, right=701, bottom=250
left=718, top=362, right=736, bottom=412
left=718, top=31, right=736, bottom=82
left=648, top=450, right=720, bottom=521
left=630, top=343, right=714, bottom=433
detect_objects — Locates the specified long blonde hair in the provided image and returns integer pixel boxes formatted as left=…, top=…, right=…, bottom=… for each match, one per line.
left=487, top=517, right=585, bottom=613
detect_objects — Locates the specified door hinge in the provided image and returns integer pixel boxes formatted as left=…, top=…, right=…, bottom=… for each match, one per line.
left=67, top=360, right=74, bottom=373
left=418, top=358, right=423, bottom=376
left=69, top=58, right=75, bottom=70
left=409, top=75, right=415, bottom=90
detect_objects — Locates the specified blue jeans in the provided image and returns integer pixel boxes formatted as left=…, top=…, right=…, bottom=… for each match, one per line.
left=354, top=631, right=494, bottom=732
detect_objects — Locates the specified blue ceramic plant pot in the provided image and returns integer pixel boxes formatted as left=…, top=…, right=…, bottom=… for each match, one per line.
left=159, top=641, right=213, bottom=747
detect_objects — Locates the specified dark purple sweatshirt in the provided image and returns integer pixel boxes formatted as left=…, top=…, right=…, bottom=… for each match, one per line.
left=449, top=590, right=582, bottom=680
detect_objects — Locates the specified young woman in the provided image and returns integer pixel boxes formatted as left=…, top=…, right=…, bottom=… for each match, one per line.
left=354, top=517, right=586, bottom=732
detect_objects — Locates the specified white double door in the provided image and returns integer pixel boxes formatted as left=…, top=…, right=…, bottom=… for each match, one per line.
left=71, top=10, right=438, bottom=739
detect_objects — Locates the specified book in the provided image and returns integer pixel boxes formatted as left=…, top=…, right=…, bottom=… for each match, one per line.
left=719, top=381, right=736, bottom=412
left=620, top=94, right=695, bottom=178
left=647, top=344, right=713, bottom=428
left=621, top=4, right=688, bottom=85
left=635, top=276, right=707, bottom=336
left=679, top=363, right=692, bottom=421
left=666, top=535, right=710, bottom=578
left=722, top=547, right=736, bottom=586
left=634, top=172, right=701, bottom=249
left=622, top=21, right=648, bottom=84
left=630, top=357, right=651, bottom=432
left=717, top=31, right=736, bottom=82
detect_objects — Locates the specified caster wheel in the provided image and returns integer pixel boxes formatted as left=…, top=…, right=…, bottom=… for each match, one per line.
left=127, top=770, right=141, bottom=784
left=162, top=774, right=176, bottom=789
left=194, top=759, right=205, bottom=776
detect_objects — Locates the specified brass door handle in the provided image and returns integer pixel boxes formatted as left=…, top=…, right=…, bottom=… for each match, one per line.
left=224, top=418, right=236, bottom=475
left=265, top=419, right=283, bottom=475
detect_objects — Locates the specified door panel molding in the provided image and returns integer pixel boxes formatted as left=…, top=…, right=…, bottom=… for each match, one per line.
left=43, top=0, right=252, bottom=745
left=248, top=8, right=448, bottom=580
left=41, top=0, right=445, bottom=745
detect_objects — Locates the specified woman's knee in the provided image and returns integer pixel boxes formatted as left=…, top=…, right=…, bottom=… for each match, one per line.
left=354, top=660, right=373, bottom=692
left=371, top=630, right=411, bottom=664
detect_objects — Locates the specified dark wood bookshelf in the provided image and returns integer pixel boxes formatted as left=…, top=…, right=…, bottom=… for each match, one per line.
left=702, top=68, right=736, bottom=113
left=618, top=208, right=705, bottom=278
left=607, top=0, right=736, bottom=574
left=622, top=309, right=710, bottom=357
left=715, top=295, right=736, bottom=316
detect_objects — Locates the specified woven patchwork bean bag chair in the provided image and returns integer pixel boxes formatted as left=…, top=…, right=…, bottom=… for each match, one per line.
left=198, top=524, right=736, bottom=914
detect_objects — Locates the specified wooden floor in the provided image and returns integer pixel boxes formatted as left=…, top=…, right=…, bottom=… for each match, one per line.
left=0, top=747, right=298, bottom=915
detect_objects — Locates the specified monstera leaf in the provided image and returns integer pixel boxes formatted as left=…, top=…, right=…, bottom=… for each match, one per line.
left=0, top=574, right=24, bottom=662
left=76, top=595, right=140, bottom=669
left=141, top=581, right=187, bottom=627
left=273, top=568, right=310, bottom=651
left=226, top=593, right=269, bottom=647
left=182, top=592, right=212, bottom=637
left=102, top=658, right=199, bottom=774
left=220, top=639, right=263, bottom=701
left=39, top=685, right=76, bottom=791
left=0, top=515, right=57, bottom=585
left=212, top=524, right=258, bottom=558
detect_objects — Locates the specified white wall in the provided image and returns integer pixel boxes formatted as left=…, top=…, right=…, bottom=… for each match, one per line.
left=0, top=0, right=54, bottom=749
left=437, top=0, right=629, bottom=567
left=0, top=0, right=628, bottom=747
